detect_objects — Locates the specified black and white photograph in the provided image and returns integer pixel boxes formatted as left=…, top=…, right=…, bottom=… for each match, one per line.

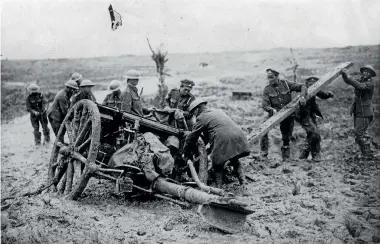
left=1, top=0, right=379, bottom=243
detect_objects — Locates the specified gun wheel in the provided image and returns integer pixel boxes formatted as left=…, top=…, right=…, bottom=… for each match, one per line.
left=48, top=100, right=101, bottom=200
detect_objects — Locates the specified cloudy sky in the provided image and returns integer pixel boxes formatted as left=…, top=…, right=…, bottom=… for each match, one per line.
left=1, top=0, right=380, bottom=59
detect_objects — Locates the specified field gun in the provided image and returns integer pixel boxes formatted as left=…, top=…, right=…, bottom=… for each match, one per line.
left=47, top=100, right=254, bottom=233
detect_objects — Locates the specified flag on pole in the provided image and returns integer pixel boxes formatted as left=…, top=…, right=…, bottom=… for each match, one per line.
left=108, top=4, right=122, bottom=31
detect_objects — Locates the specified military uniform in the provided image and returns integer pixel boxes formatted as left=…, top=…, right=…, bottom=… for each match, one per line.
left=295, top=78, right=334, bottom=161
left=26, top=91, right=50, bottom=145
left=341, top=66, right=375, bottom=157
left=102, top=90, right=123, bottom=110
left=165, top=88, right=195, bottom=113
left=47, top=88, right=76, bottom=135
left=183, top=107, right=250, bottom=187
left=261, top=75, right=306, bottom=160
left=121, top=83, right=144, bottom=116
left=70, top=91, right=96, bottom=108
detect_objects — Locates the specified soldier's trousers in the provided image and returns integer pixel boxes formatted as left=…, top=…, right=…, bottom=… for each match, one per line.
left=48, top=116, right=62, bottom=136
left=354, top=116, right=373, bottom=152
left=31, top=113, right=50, bottom=144
left=260, top=116, right=294, bottom=156
left=295, top=115, right=321, bottom=156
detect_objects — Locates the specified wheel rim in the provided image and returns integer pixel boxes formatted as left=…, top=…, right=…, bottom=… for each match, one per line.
left=48, top=100, right=101, bottom=200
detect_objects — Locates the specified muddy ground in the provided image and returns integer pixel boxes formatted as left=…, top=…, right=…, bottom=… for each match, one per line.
left=1, top=46, right=380, bottom=243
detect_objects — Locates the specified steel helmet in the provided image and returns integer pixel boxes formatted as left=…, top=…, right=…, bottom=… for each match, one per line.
left=65, top=80, right=79, bottom=89
left=79, top=80, right=95, bottom=87
left=123, top=69, right=140, bottom=79
left=188, top=99, right=208, bottom=113
left=70, top=72, right=83, bottom=82
left=108, top=80, right=121, bottom=92
left=27, top=83, right=40, bottom=92
left=360, top=65, right=376, bottom=77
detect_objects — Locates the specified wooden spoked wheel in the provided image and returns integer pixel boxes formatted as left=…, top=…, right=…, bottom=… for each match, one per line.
left=47, top=100, right=101, bottom=200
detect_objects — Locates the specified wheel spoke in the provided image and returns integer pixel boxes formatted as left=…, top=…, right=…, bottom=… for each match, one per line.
left=75, top=119, right=91, bottom=147
left=78, top=137, right=91, bottom=152
left=64, top=121, right=76, bottom=144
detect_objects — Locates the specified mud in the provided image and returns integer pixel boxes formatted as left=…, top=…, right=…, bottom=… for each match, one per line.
left=2, top=49, right=380, bottom=243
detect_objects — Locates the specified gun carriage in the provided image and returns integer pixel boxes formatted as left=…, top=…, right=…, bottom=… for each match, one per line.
left=47, top=100, right=253, bottom=233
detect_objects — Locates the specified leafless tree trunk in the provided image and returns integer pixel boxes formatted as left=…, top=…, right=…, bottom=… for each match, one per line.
left=147, top=38, right=169, bottom=108
left=289, top=48, right=299, bottom=83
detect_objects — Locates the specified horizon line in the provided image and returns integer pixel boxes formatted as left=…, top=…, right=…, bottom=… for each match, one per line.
left=2, top=43, right=379, bottom=61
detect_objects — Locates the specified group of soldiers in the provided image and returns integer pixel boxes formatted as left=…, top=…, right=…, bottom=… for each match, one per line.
left=26, top=63, right=377, bottom=187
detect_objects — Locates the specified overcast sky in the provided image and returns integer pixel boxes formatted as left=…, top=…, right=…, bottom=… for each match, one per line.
left=1, top=0, right=380, bottom=59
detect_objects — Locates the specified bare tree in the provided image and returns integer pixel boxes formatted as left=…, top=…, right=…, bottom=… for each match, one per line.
left=147, top=38, right=169, bottom=108
left=289, top=48, right=299, bottom=83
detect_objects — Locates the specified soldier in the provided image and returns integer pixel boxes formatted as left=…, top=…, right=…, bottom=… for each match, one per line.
left=121, top=70, right=149, bottom=116
left=70, top=79, right=96, bottom=108
left=47, top=80, right=79, bottom=136
left=164, top=79, right=196, bottom=129
left=260, top=68, right=307, bottom=162
left=26, top=83, right=50, bottom=145
left=341, top=65, right=376, bottom=159
left=102, top=80, right=123, bottom=109
left=182, top=99, right=250, bottom=188
left=295, top=77, right=334, bottom=162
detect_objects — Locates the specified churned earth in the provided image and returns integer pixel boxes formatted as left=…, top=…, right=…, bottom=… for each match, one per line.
left=2, top=46, right=380, bottom=243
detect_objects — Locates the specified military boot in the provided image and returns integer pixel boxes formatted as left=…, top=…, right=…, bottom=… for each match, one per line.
left=299, top=143, right=310, bottom=160
left=234, top=161, right=247, bottom=185
left=260, top=135, right=269, bottom=161
left=43, top=133, right=51, bottom=144
left=311, top=152, right=322, bottom=162
left=214, top=170, right=223, bottom=188
left=34, top=131, right=42, bottom=145
left=281, top=146, right=291, bottom=162
left=362, top=143, right=374, bottom=160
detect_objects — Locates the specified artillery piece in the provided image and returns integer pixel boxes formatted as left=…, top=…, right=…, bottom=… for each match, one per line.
left=47, top=100, right=253, bottom=233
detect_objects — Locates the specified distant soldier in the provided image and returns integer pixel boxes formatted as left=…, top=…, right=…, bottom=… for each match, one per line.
left=70, top=80, right=96, bottom=108
left=47, top=80, right=79, bottom=136
left=121, top=70, right=149, bottom=116
left=341, top=65, right=376, bottom=159
left=183, top=99, right=250, bottom=188
left=164, top=79, right=196, bottom=129
left=26, top=84, right=50, bottom=145
left=102, top=80, right=123, bottom=109
left=260, top=68, right=307, bottom=162
left=295, top=77, right=334, bottom=161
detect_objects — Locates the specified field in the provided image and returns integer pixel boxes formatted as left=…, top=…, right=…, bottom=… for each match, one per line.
left=1, top=45, right=380, bottom=243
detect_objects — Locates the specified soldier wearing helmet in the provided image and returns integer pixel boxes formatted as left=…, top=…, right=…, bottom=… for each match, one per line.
left=102, top=80, right=123, bottom=109
left=295, top=77, right=335, bottom=162
left=70, top=79, right=96, bottom=108
left=47, top=79, right=79, bottom=137
left=26, top=83, right=50, bottom=145
left=260, top=68, right=307, bottom=162
left=182, top=99, right=250, bottom=188
left=121, top=70, right=148, bottom=116
left=341, top=64, right=377, bottom=159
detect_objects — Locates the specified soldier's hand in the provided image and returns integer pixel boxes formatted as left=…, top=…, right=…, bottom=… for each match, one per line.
left=327, top=91, right=335, bottom=98
left=268, top=108, right=275, bottom=116
left=182, top=154, right=189, bottom=162
left=341, top=68, right=348, bottom=75
left=299, top=96, right=306, bottom=106
left=174, top=109, right=184, bottom=120
left=33, top=111, right=40, bottom=116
